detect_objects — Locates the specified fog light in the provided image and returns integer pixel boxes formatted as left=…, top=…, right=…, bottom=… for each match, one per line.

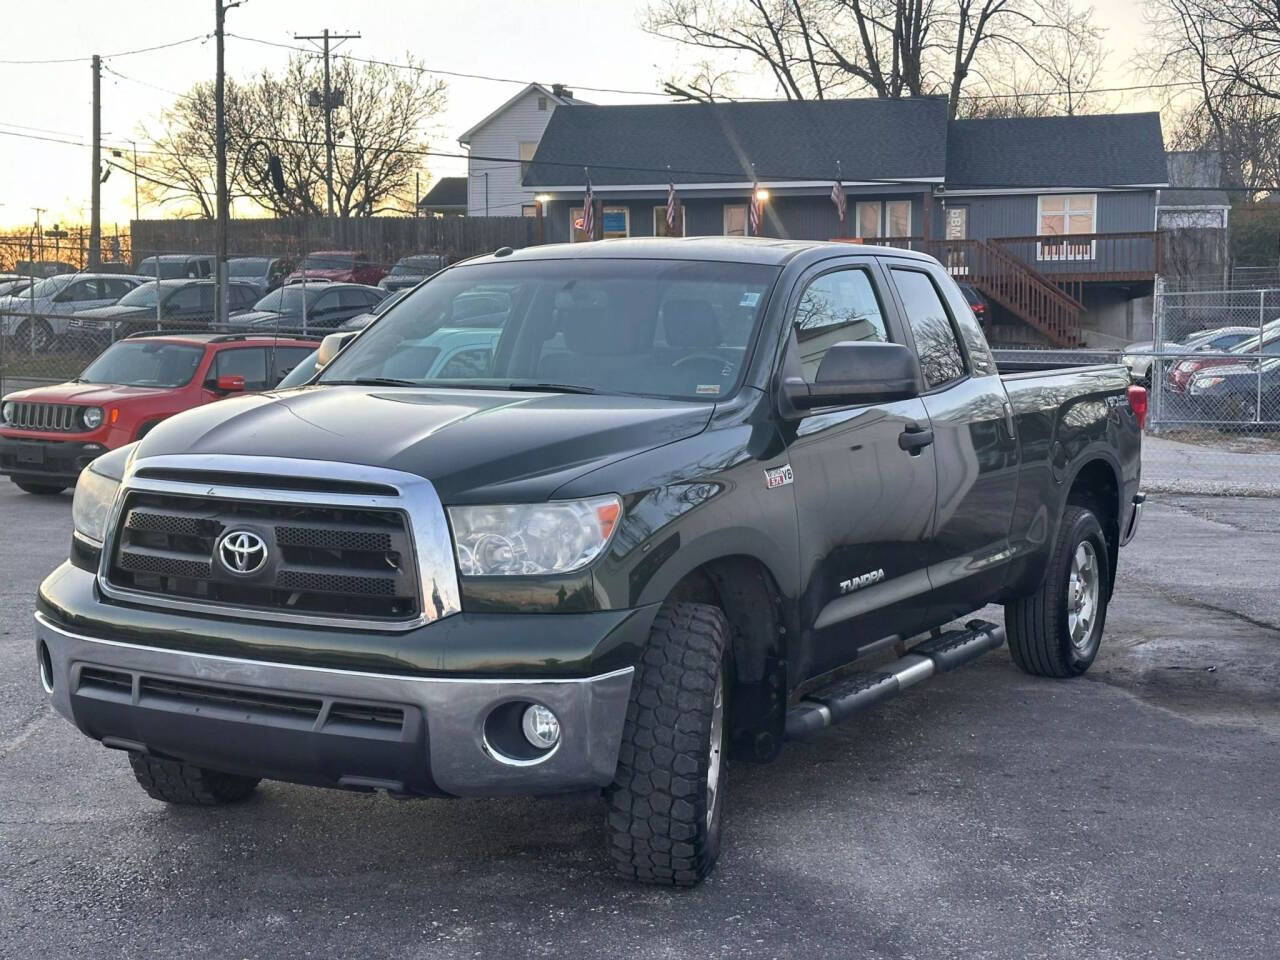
left=521, top=704, right=560, bottom=749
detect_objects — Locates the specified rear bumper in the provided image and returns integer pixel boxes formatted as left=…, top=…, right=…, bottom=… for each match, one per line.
left=0, top=435, right=104, bottom=483
left=36, top=611, right=634, bottom=797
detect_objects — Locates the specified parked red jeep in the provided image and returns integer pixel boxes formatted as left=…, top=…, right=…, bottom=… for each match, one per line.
left=0, top=333, right=319, bottom=494
left=283, top=250, right=387, bottom=286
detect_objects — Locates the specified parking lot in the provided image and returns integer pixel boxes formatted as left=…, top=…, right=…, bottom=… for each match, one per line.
left=1, top=480, right=1276, bottom=959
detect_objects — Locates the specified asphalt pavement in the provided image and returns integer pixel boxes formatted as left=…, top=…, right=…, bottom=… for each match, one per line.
left=1, top=482, right=1276, bottom=959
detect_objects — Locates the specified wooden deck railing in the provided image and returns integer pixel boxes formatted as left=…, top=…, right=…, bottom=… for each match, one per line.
left=989, top=231, right=1161, bottom=282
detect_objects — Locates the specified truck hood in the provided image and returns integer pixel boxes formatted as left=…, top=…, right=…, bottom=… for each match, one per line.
left=135, top=386, right=714, bottom=502
left=3, top=381, right=173, bottom=405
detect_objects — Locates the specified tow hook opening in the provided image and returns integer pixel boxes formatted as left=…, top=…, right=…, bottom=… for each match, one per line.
left=482, top=700, right=560, bottom=766
left=38, top=640, right=54, bottom=694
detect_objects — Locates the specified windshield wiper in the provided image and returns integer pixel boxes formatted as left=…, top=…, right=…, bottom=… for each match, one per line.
left=507, top=382, right=600, bottom=395
left=324, top=377, right=420, bottom=387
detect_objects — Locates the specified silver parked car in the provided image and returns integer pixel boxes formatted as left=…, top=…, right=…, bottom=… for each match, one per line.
left=0, top=273, right=148, bottom=350
left=1121, top=323, right=1278, bottom=384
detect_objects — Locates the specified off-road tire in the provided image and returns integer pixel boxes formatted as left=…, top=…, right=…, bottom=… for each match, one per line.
left=1005, top=505, right=1110, bottom=678
left=606, top=601, right=730, bottom=887
left=128, top=753, right=260, bottom=806
left=12, top=479, right=66, bottom=495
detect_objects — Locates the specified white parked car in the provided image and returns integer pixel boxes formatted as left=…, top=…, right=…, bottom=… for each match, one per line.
left=1121, top=324, right=1271, bottom=384
left=0, top=273, right=147, bottom=350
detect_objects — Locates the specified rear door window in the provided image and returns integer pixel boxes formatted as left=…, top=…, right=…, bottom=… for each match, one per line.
left=890, top=267, right=968, bottom=389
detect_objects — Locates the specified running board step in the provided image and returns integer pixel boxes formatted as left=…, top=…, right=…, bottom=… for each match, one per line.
left=785, top=619, right=1005, bottom=740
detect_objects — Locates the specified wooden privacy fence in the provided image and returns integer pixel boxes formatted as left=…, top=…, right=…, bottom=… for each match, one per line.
left=129, top=216, right=539, bottom=265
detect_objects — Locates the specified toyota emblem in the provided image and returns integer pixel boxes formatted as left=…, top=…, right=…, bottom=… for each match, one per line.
left=217, top=530, right=268, bottom=575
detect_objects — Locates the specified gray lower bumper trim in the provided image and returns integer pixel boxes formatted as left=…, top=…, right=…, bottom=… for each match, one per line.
left=35, top=612, right=633, bottom=797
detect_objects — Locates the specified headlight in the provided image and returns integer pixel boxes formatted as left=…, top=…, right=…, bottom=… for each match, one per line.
left=82, top=406, right=104, bottom=429
left=71, top=464, right=121, bottom=544
left=448, top=495, right=622, bottom=576
left=1190, top=376, right=1224, bottom=393
left=1, top=400, right=12, bottom=424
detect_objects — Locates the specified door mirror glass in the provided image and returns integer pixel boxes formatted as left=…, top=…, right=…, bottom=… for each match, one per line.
left=783, top=341, right=918, bottom=412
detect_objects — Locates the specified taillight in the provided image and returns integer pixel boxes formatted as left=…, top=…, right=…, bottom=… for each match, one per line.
left=1127, top=384, right=1148, bottom=430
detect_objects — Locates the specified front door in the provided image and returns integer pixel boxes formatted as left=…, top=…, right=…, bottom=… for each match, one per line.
left=779, top=259, right=938, bottom=683
left=883, top=260, right=1018, bottom=624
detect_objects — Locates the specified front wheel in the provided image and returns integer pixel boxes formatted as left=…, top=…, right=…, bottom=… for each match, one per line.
left=606, top=601, right=730, bottom=887
left=1005, top=505, right=1111, bottom=678
left=128, top=754, right=260, bottom=806
left=14, top=317, right=55, bottom=352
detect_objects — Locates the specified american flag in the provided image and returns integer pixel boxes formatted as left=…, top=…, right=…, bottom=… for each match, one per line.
left=749, top=183, right=762, bottom=235
left=666, top=181, right=678, bottom=231
left=582, top=176, right=595, bottom=240
left=831, top=178, right=847, bottom=224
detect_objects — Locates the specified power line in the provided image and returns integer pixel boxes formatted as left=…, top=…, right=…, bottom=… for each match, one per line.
left=226, top=32, right=670, bottom=98
left=0, top=33, right=210, bottom=66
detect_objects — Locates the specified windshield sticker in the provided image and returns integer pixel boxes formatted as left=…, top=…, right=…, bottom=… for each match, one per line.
left=696, top=384, right=721, bottom=395
left=740, top=291, right=761, bottom=307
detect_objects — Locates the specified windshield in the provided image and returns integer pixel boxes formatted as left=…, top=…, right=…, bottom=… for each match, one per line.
left=319, top=258, right=779, bottom=400
left=276, top=349, right=320, bottom=388
left=117, top=282, right=161, bottom=308
left=302, top=254, right=354, bottom=271
left=79, top=341, right=204, bottom=387
left=137, top=258, right=190, bottom=279
left=229, top=257, right=270, bottom=276
left=253, top=286, right=309, bottom=315
left=372, top=288, right=410, bottom=315
left=28, top=275, right=74, bottom=299
left=1230, top=329, right=1280, bottom=354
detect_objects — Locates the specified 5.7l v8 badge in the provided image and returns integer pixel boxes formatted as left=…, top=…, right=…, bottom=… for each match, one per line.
left=764, top=464, right=794, bottom=489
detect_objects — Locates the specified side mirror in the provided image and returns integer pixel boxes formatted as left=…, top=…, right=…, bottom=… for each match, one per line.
left=782, top=341, right=919, bottom=413
left=316, top=331, right=356, bottom=368
left=215, top=374, right=246, bottom=393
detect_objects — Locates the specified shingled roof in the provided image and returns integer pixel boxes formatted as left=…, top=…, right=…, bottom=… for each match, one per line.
left=946, top=113, right=1167, bottom=189
left=524, top=97, right=950, bottom=187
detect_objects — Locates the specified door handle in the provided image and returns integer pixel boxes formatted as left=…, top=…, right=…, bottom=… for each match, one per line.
left=899, top=422, right=935, bottom=454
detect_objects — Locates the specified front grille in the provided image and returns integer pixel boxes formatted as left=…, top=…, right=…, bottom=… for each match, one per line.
left=5, top=401, right=83, bottom=432
left=106, top=490, right=420, bottom=621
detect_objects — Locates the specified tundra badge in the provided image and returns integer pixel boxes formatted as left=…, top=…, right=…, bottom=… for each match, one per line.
left=839, top=569, right=885, bottom=594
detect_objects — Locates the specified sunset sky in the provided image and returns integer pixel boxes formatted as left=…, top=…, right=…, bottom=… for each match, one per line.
left=0, top=0, right=1162, bottom=229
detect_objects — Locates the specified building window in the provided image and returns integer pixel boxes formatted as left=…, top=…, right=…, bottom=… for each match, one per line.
left=518, top=142, right=539, bottom=183
left=855, top=202, right=881, bottom=239
left=1037, top=194, right=1096, bottom=260
left=571, top=205, right=630, bottom=242
left=724, top=204, right=747, bottom=236
left=886, top=200, right=912, bottom=237
left=855, top=200, right=913, bottom=240
left=538, top=96, right=548, bottom=111
left=521, top=204, right=539, bottom=218
left=654, top=204, right=685, bottom=237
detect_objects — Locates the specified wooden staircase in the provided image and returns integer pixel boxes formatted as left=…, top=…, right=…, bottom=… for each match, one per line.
left=923, top=239, right=1084, bottom=347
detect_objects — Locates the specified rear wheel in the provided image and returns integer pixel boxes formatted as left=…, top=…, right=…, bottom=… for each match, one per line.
left=128, top=754, right=260, bottom=806
left=12, top=479, right=66, bottom=495
left=1005, top=505, right=1111, bottom=678
left=606, top=601, right=730, bottom=887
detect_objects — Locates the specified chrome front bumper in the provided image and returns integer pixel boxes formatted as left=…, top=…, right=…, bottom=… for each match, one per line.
left=35, top=612, right=633, bottom=797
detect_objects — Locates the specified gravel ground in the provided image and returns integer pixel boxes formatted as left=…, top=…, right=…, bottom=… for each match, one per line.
left=1, top=483, right=1276, bottom=959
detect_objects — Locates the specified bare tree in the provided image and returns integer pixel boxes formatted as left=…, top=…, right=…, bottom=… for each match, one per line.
left=137, top=79, right=255, bottom=218
left=958, top=0, right=1107, bottom=118
left=645, top=0, right=1039, bottom=118
left=1140, top=0, right=1280, bottom=193
left=137, top=53, right=444, bottom=219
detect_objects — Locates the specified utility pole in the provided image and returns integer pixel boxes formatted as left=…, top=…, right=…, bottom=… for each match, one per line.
left=89, top=54, right=101, bottom=269
left=296, top=28, right=360, bottom=225
left=214, top=2, right=241, bottom=330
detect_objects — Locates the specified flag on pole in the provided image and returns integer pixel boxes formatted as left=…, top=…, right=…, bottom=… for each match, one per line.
left=831, top=178, right=846, bottom=224
left=581, top=170, right=595, bottom=240
left=749, top=183, right=762, bottom=235
left=666, top=181, right=678, bottom=231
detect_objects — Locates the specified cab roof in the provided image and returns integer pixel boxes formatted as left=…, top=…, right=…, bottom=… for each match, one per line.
left=464, top=235, right=935, bottom=268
